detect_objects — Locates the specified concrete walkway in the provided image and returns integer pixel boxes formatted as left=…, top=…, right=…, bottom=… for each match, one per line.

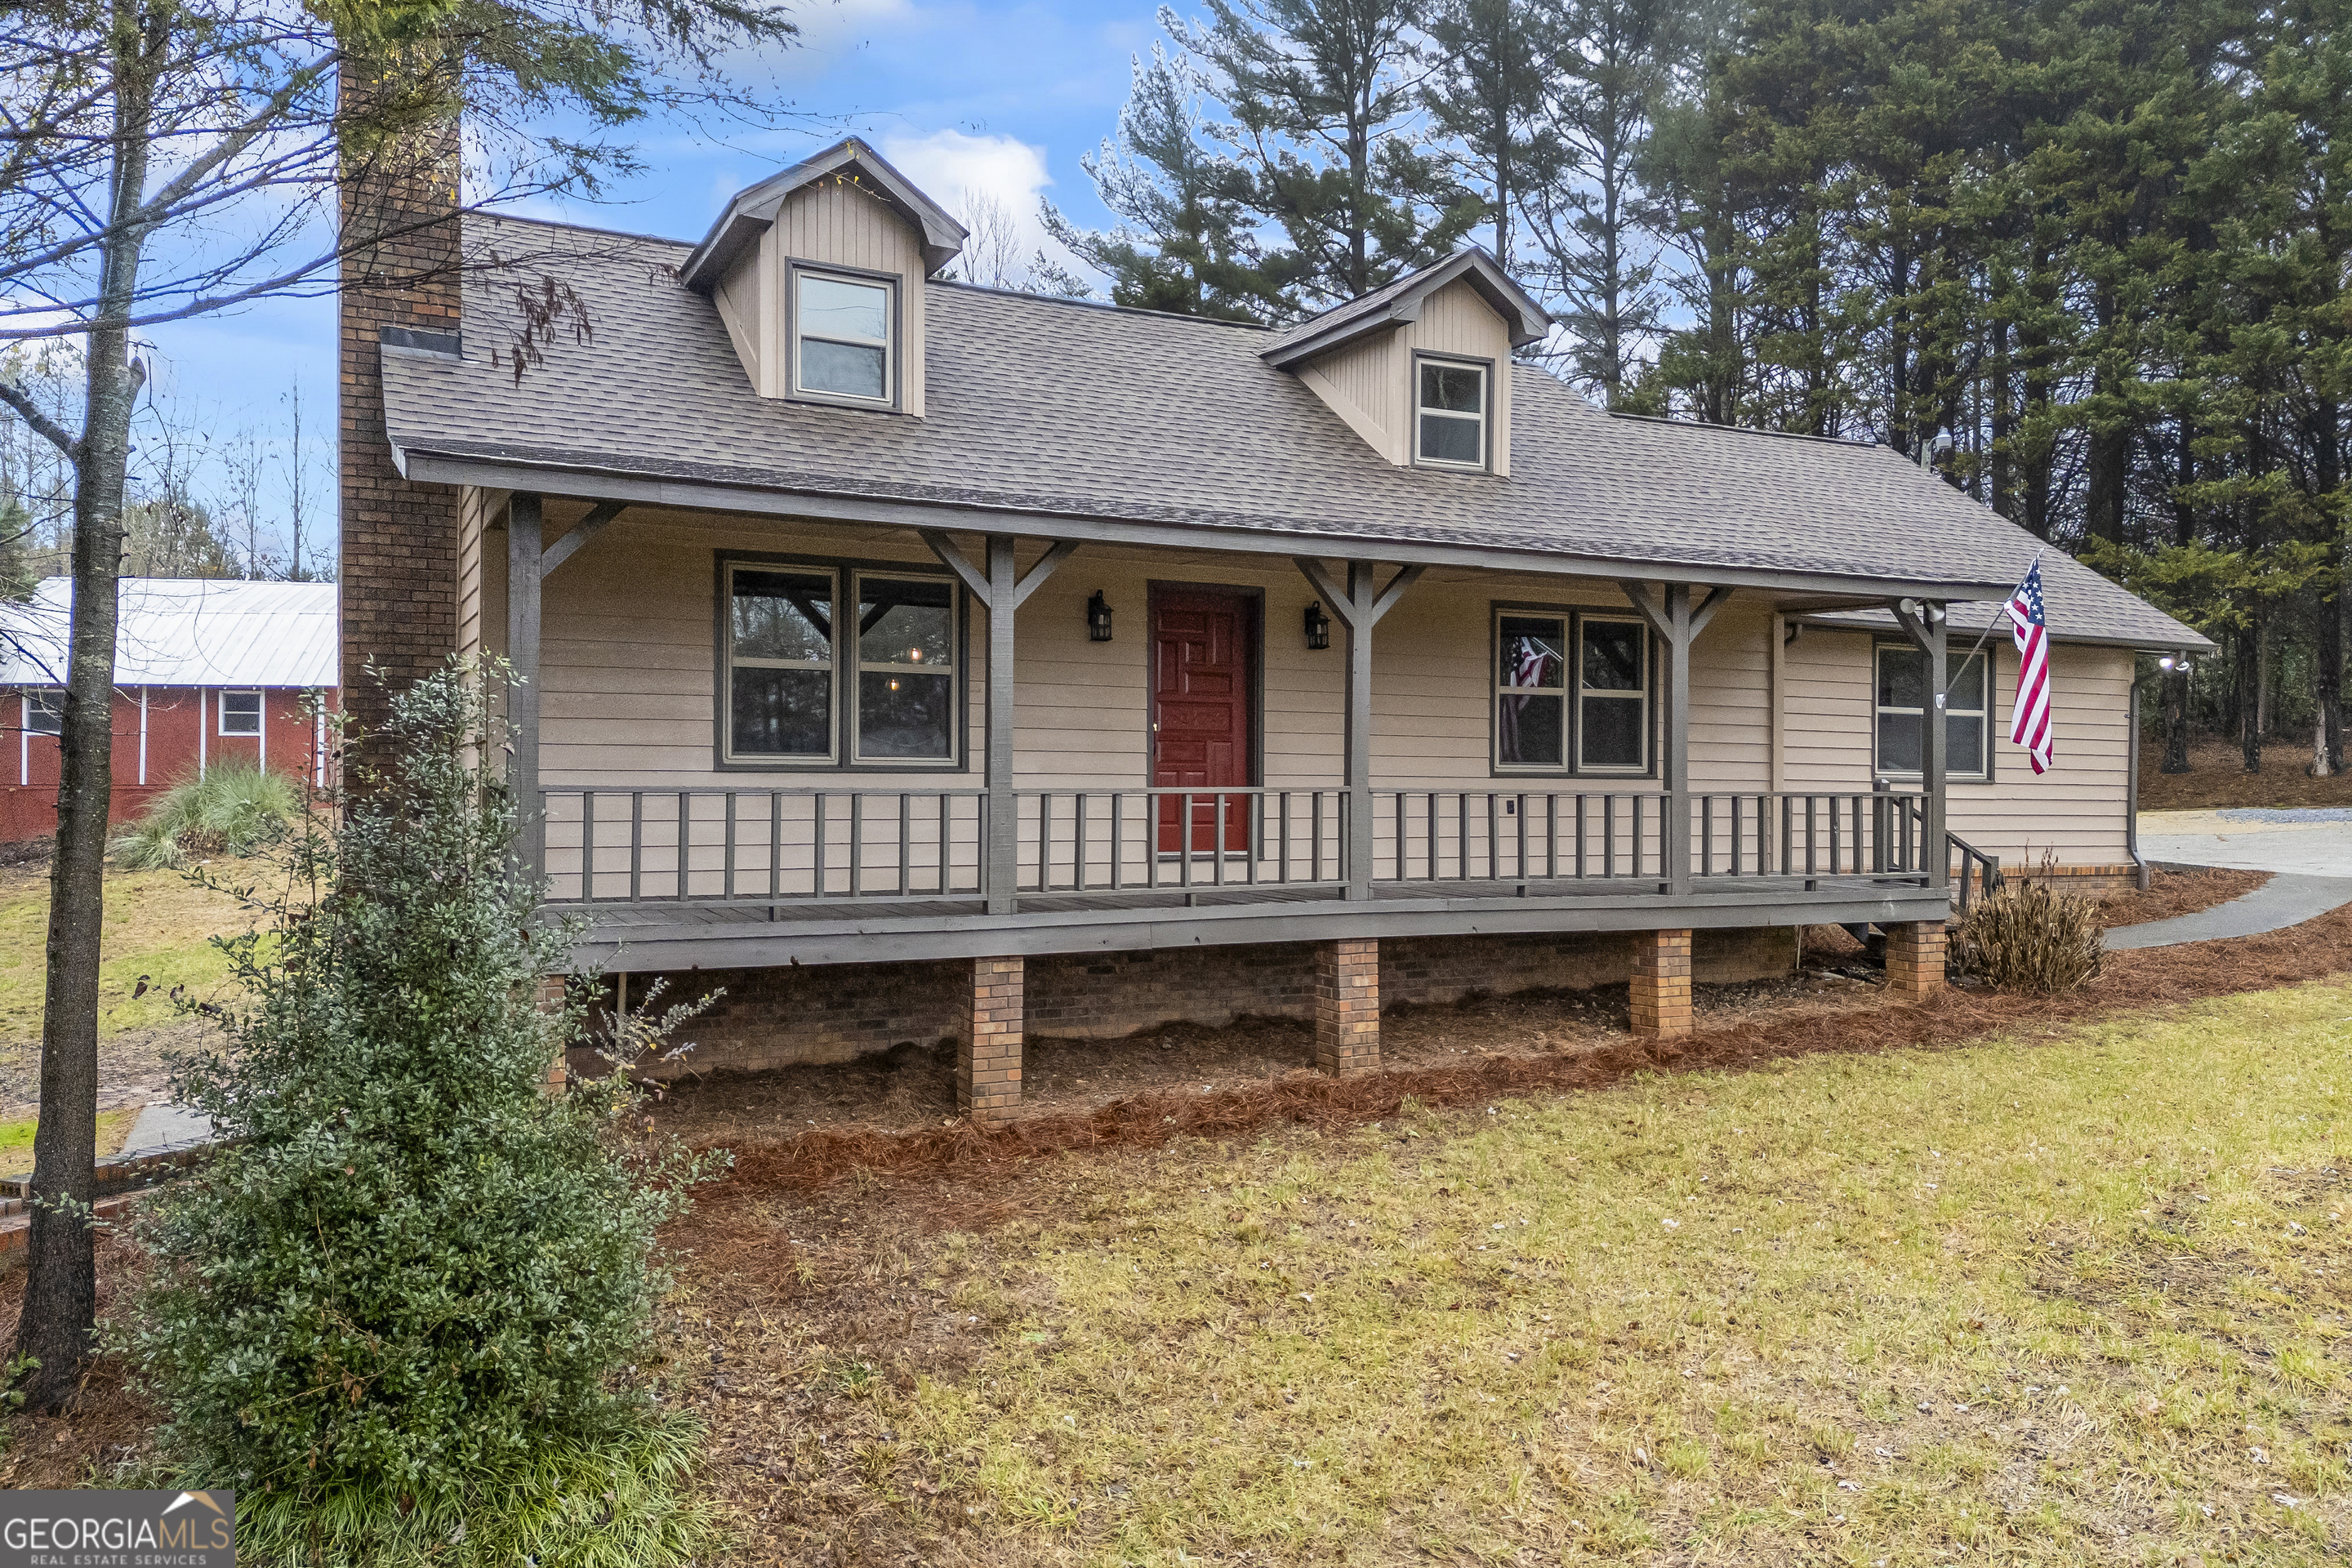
left=2108, top=871, right=2352, bottom=950
left=2110, top=808, right=2352, bottom=948
left=119, top=1100, right=214, bottom=1160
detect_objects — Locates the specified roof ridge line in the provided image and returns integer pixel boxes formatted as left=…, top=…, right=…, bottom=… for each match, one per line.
left=1601, top=411, right=1882, bottom=449
left=932, top=278, right=1272, bottom=330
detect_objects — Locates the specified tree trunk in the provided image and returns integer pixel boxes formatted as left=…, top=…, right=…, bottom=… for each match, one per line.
left=2240, top=621, right=2263, bottom=774
left=2162, top=666, right=2190, bottom=773
left=13, top=5, right=153, bottom=1414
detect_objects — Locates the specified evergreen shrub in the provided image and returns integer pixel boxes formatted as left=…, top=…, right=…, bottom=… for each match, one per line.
left=1952, top=879, right=2106, bottom=992
left=115, top=664, right=724, bottom=1567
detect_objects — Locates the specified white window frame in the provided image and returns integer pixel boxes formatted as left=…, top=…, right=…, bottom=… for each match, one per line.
left=849, top=570, right=960, bottom=767
left=24, top=688, right=63, bottom=737
left=1492, top=610, right=1568, bottom=773
left=724, top=562, right=842, bottom=764
left=791, top=267, right=896, bottom=408
left=218, top=688, right=263, bottom=737
left=1413, top=354, right=1490, bottom=471
left=1575, top=615, right=1650, bottom=774
left=1873, top=643, right=1990, bottom=782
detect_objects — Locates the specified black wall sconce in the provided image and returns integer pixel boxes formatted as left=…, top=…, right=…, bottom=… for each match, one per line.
left=1086, top=590, right=1115, bottom=643
left=1303, top=601, right=1331, bottom=651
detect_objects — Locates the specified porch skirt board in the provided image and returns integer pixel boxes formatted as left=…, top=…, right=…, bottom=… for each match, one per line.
left=586, top=925, right=1799, bottom=1081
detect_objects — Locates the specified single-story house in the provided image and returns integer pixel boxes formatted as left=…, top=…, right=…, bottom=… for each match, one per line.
left=341, top=138, right=2208, bottom=1120
left=1, top=577, right=339, bottom=843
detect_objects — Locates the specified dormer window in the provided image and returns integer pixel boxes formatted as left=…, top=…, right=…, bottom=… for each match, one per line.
left=1415, top=357, right=1489, bottom=470
left=794, top=270, right=895, bottom=405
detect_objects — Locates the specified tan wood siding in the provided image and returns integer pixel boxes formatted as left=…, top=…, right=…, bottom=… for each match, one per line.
left=768, top=179, right=928, bottom=416
left=1294, top=278, right=1517, bottom=472
left=711, top=249, right=764, bottom=393
left=1780, top=625, right=2132, bottom=865
left=523, top=510, right=2133, bottom=871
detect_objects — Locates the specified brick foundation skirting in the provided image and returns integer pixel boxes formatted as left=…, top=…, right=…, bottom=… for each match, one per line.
left=593, top=925, right=1798, bottom=1080
left=1628, top=929, right=1694, bottom=1039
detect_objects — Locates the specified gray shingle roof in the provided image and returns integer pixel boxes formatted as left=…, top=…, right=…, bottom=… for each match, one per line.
left=382, top=215, right=2207, bottom=650
left=1258, top=247, right=1551, bottom=363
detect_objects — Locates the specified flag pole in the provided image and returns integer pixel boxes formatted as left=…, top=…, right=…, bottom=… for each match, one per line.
left=1944, top=546, right=2044, bottom=697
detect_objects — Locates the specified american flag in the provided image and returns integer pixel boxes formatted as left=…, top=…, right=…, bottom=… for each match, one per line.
left=2005, top=559, right=2052, bottom=774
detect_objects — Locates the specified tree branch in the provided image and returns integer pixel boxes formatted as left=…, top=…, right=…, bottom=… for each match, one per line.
left=0, top=379, right=79, bottom=461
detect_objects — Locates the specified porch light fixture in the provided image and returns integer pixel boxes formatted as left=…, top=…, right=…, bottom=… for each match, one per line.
left=1086, top=590, right=1115, bottom=643
left=1303, top=602, right=1331, bottom=651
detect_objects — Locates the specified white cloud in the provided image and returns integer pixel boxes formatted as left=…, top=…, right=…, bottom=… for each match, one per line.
left=878, top=128, right=1076, bottom=286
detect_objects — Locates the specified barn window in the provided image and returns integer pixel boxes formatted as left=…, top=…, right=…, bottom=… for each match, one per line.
left=24, top=690, right=62, bottom=736
left=218, top=689, right=263, bottom=736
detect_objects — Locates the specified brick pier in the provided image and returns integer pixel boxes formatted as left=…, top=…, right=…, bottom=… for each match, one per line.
left=1314, top=938, right=1381, bottom=1074
left=956, top=956, right=1026, bottom=1122
left=1630, top=928, right=1693, bottom=1038
left=1883, top=920, right=1947, bottom=1000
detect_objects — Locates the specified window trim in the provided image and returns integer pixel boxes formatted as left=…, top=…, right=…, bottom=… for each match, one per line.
left=786, top=261, right=901, bottom=412
left=24, top=689, right=62, bottom=737
left=1490, top=603, right=1656, bottom=778
left=218, top=688, right=263, bottom=737
left=714, top=551, right=968, bottom=773
left=1412, top=352, right=1492, bottom=472
left=1871, top=639, right=1993, bottom=783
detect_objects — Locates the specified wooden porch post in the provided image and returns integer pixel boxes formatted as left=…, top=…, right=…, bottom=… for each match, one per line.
left=506, top=492, right=543, bottom=883
left=985, top=537, right=1018, bottom=915
left=1294, top=557, right=1425, bottom=900
left=1891, top=599, right=1950, bottom=890
left=919, top=532, right=1080, bottom=917
left=1621, top=581, right=1729, bottom=897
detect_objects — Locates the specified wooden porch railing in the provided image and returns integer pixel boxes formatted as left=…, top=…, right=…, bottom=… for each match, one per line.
left=1948, top=830, right=2002, bottom=911
left=538, top=787, right=988, bottom=906
left=1018, top=787, right=1350, bottom=895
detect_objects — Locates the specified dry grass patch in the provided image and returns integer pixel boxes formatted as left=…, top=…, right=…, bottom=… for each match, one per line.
left=671, top=982, right=2352, bottom=1565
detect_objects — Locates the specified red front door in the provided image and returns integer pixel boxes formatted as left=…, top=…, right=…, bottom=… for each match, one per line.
left=1151, top=586, right=1256, bottom=853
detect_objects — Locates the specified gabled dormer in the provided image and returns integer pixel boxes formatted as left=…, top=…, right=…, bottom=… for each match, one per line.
left=1261, top=250, right=1549, bottom=476
left=679, top=139, right=968, bottom=416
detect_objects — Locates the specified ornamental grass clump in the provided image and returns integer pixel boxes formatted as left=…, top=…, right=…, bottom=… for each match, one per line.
left=110, top=759, right=301, bottom=869
left=115, top=663, right=724, bottom=1568
left=1952, top=878, right=2106, bottom=992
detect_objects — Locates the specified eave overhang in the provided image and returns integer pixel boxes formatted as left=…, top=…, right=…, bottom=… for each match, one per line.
left=678, top=137, right=969, bottom=292
left=394, top=442, right=2023, bottom=606
left=1260, top=248, right=1552, bottom=370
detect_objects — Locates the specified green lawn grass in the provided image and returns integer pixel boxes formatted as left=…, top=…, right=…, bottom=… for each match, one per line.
left=0, top=1107, right=141, bottom=1174
left=719, top=980, right=2352, bottom=1564
left=0, top=862, right=259, bottom=1045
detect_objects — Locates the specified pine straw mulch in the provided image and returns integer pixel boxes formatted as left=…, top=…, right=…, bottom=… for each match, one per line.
left=689, top=902, right=2352, bottom=1213
left=2091, top=864, right=2269, bottom=924
left=2139, top=736, right=2352, bottom=811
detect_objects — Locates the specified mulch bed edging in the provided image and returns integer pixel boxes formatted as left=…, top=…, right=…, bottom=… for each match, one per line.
left=704, top=906, right=2352, bottom=1205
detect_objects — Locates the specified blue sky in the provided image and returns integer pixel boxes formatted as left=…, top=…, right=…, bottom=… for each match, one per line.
left=145, top=0, right=1169, bottom=524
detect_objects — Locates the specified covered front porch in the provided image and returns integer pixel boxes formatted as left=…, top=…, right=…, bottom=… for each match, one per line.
left=483, top=490, right=2008, bottom=1118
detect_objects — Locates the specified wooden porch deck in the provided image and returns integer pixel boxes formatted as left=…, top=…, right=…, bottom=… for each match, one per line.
left=554, top=871, right=1955, bottom=972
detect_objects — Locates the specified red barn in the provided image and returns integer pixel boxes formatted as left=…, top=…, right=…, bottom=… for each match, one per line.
left=1, top=577, right=339, bottom=844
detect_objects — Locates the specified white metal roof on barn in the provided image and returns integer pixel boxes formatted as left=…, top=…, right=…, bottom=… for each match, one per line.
left=0, top=577, right=339, bottom=689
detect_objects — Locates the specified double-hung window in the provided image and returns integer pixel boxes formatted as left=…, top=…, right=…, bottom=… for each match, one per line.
left=794, top=270, right=893, bottom=404
left=1415, top=358, right=1488, bottom=469
left=24, top=690, right=62, bottom=736
left=219, top=689, right=262, bottom=736
left=1494, top=609, right=1650, bottom=774
left=1874, top=644, right=1989, bottom=780
left=724, top=560, right=959, bottom=766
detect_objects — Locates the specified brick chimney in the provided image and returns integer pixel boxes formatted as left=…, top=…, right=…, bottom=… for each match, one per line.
left=336, top=67, right=462, bottom=777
